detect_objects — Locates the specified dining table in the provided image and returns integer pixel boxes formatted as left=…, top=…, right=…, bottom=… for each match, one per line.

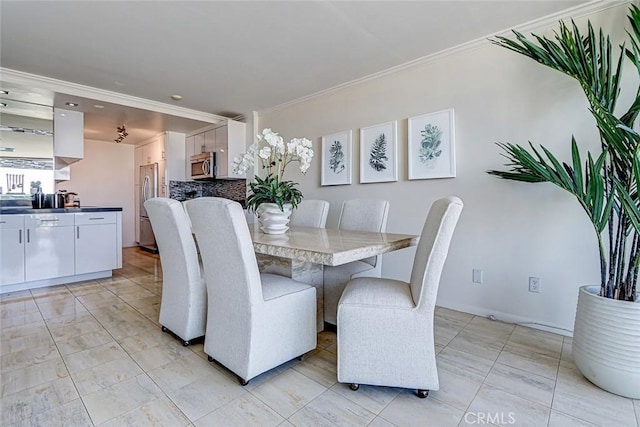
left=251, top=225, right=419, bottom=331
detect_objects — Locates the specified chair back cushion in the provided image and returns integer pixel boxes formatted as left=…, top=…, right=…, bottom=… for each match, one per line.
left=339, top=199, right=389, bottom=266
left=409, top=197, right=463, bottom=308
left=144, top=198, right=202, bottom=286
left=185, top=197, right=263, bottom=308
left=289, top=199, right=330, bottom=228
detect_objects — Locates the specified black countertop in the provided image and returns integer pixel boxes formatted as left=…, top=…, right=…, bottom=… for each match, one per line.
left=0, top=207, right=123, bottom=215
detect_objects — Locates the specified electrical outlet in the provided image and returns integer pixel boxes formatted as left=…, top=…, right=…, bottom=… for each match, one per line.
left=472, top=269, right=483, bottom=284
left=529, top=276, right=541, bottom=293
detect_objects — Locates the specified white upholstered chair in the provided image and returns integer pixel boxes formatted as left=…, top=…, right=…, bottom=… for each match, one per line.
left=144, top=197, right=206, bottom=346
left=323, top=199, right=390, bottom=326
left=337, top=196, right=463, bottom=398
left=184, top=197, right=317, bottom=385
left=289, top=199, right=330, bottom=228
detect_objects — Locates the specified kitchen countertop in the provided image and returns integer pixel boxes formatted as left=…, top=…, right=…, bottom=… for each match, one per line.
left=0, top=207, right=123, bottom=215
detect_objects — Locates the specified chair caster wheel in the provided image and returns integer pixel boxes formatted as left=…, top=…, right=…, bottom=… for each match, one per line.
left=161, top=326, right=168, bottom=333
left=238, top=376, right=249, bottom=386
left=207, top=356, right=214, bottom=363
left=182, top=340, right=191, bottom=347
left=416, top=389, right=429, bottom=398
left=349, top=383, right=359, bottom=391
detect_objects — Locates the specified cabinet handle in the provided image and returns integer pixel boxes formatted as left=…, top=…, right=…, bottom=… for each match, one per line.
left=77, top=226, right=80, bottom=239
left=27, top=229, right=30, bottom=243
left=40, top=219, right=60, bottom=222
left=19, top=229, right=22, bottom=244
left=88, top=217, right=105, bottom=220
left=0, top=221, right=6, bottom=224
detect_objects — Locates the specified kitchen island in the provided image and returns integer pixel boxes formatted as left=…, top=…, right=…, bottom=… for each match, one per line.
left=0, top=207, right=123, bottom=293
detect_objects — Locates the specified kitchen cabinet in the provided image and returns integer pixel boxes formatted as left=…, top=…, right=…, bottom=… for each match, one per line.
left=135, top=132, right=186, bottom=200
left=24, top=213, right=75, bottom=282
left=54, top=108, right=84, bottom=165
left=185, top=119, right=247, bottom=180
left=0, top=215, right=25, bottom=286
left=75, top=212, right=118, bottom=274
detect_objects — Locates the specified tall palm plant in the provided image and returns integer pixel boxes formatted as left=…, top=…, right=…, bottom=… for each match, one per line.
left=488, top=5, right=640, bottom=301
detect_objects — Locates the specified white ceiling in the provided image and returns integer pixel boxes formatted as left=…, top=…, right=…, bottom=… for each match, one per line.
left=1, top=1, right=590, bottom=144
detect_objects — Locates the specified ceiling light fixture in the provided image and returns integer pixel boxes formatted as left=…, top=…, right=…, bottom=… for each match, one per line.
left=171, top=94, right=183, bottom=101
left=114, top=125, right=128, bottom=143
left=65, top=102, right=78, bottom=107
left=0, top=90, right=8, bottom=95
left=0, top=102, right=6, bottom=107
left=94, top=104, right=104, bottom=109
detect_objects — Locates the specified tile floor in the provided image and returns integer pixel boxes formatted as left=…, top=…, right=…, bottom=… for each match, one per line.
left=1, top=248, right=639, bottom=427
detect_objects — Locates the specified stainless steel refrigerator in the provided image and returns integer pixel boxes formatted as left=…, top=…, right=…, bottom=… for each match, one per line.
left=139, top=163, right=159, bottom=253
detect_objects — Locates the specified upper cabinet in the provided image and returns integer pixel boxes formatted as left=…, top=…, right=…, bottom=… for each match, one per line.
left=53, top=108, right=83, bottom=166
left=186, top=119, right=246, bottom=180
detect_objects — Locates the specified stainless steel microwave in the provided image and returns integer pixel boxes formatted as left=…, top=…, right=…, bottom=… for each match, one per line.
left=190, top=152, right=216, bottom=180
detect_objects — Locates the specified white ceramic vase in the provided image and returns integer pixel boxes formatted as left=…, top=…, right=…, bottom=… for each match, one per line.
left=256, top=203, right=293, bottom=234
left=572, top=285, right=640, bottom=398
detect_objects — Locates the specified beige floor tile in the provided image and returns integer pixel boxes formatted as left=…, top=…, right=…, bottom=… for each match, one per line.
left=251, top=368, right=326, bottom=418
left=0, top=376, right=78, bottom=425
left=36, top=298, right=87, bottom=320
left=561, top=337, right=575, bottom=364
left=99, top=313, right=157, bottom=340
left=1, top=329, right=54, bottom=356
left=369, top=416, right=398, bottom=427
left=49, top=317, right=104, bottom=342
left=289, top=389, right=376, bottom=427
left=437, top=346, right=495, bottom=381
left=1, top=341, right=59, bottom=373
left=0, top=310, right=42, bottom=330
left=1, top=357, right=68, bottom=397
left=9, top=398, right=92, bottom=427
left=434, top=317, right=464, bottom=346
left=317, top=330, right=336, bottom=349
left=63, top=341, right=129, bottom=374
left=116, top=288, right=157, bottom=301
left=548, top=410, right=598, bottom=426
left=31, top=286, right=73, bottom=301
left=118, top=327, right=176, bottom=353
left=292, top=348, right=337, bottom=388
left=165, top=368, right=248, bottom=421
left=0, top=289, right=33, bottom=302
left=496, top=348, right=559, bottom=380
left=428, top=367, right=483, bottom=411
left=1, top=319, right=47, bottom=340
left=1, top=296, right=39, bottom=316
left=195, top=393, right=284, bottom=427
left=466, top=385, right=550, bottom=427
left=436, top=307, right=475, bottom=324
left=552, top=366, right=637, bottom=427
left=505, top=332, right=562, bottom=360
left=56, top=328, right=114, bottom=356
left=483, top=362, right=555, bottom=407
left=463, top=316, right=515, bottom=340
left=128, top=339, right=194, bottom=372
left=457, top=413, right=499, bottom=427
left=635, top=400, right=640, bottom=426
left=379, top=389, right=464, bottom=427
left=44, top=310, right=95, bottom=329
left=71, top=357, right=143, bottom=395
left=446, top=330, right=506, bottom=362
left=77, top=290, right=123, bottom=310
left=99, top=396, right=190, bottom=427
left=330, top=382, right=401, bottom=414
left=147, top=351, right=216, bottom=391
left=81, top=374, right=164, bottom=425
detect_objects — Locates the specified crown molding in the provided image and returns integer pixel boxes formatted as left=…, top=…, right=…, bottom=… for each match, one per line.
left=260, top=0, right=630, bottom=115
left=0, top=68, right=226, bottom=124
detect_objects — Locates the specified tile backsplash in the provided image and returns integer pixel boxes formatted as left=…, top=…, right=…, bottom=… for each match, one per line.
left=169, top=180, right=246, bottom=207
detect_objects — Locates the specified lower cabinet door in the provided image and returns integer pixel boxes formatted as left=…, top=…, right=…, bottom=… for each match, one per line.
left=0, top=228, right=25, bottom=286
left=25, top=226, right=75, bottom=282
left=75, top=223, right=117, bottom=274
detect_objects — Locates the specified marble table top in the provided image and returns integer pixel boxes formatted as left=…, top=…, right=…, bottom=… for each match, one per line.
left=251, top=226, right=419, bottom=267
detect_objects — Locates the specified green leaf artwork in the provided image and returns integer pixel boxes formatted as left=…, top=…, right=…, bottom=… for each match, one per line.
left=419, top=124, right=443, bottom=163
left=329, top=140, right=345, bottom=173
left=369, top=133, right=388, bottom=172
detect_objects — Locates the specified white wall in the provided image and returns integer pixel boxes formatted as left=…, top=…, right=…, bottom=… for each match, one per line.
left=258, top=4, right=636, bottom=333
left=57, top=139, right=136, bottom=247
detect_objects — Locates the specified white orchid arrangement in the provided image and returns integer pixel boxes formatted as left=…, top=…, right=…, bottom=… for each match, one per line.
left=233, top=128, right=314, bottom=212
left=233, top=128, right=314, bottom=180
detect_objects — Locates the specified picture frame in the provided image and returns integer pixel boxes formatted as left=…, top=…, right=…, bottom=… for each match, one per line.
left=321, top=130, right=352, bottom=186
left=359, top=121, right=397, bottom=183
left=408, top=108, right=456, bottom=180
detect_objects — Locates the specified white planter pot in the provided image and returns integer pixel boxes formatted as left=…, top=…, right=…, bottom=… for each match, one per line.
left=573, top=285, right=640, bottom=399
left=256, top=203, right=292, bottom=235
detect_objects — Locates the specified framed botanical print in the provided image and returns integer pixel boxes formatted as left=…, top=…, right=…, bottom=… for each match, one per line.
left=408, top=109, right=456, bottom=179
left=359, top=121, right=397, bottom=183
left=321, top=130, right=352, bottom=186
